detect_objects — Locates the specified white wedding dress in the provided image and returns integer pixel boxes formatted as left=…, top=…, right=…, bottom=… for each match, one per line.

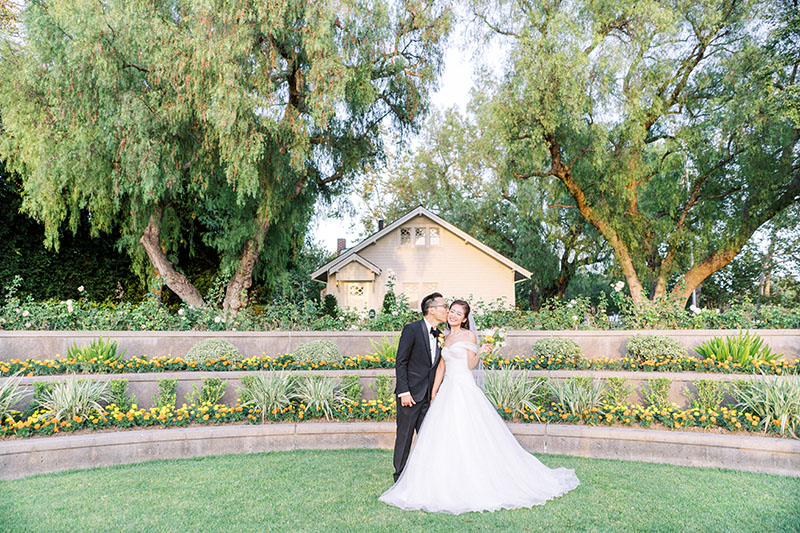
left=379, top=341, right=580, bottom=514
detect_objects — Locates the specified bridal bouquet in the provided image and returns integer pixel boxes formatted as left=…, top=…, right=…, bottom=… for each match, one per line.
left=482, top=327, right=506, bottom=354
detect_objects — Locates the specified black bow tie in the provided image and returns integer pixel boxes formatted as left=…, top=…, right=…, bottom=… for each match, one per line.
left=430, top=326, right=440, bottom=338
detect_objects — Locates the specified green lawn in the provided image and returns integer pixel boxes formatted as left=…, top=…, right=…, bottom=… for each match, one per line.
left=0, top=450, right=798, bottom=532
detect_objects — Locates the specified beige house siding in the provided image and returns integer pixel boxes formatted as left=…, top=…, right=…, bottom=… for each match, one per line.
left=323, top=214, right=517, bottom=313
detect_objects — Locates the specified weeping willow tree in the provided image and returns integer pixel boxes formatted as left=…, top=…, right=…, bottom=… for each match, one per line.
left=0, top=0, right=451, bottom=312
left=472, top=0, right=800, bottom=305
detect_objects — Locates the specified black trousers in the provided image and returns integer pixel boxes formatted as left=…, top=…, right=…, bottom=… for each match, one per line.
left=392, top=397, right=429, bottom=482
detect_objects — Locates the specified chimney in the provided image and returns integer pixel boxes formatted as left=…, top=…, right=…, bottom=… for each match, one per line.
left=337, top=238, right=346, bottom=256
left=378, top=219, right=384, bottom=231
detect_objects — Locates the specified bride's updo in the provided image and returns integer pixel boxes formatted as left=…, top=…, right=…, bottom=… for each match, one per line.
left=450, top=299, right=471, bottom=329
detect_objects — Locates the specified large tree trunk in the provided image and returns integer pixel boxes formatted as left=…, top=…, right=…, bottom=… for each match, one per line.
left=222, top=220, right=270, bottom=314
left=670, top=170, right=800, bottom=304
left=140, top=206, right=206, bottom=308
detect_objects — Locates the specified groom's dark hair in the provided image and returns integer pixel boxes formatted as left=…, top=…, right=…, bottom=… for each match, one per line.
left=421, top=292, right=443, bottom=315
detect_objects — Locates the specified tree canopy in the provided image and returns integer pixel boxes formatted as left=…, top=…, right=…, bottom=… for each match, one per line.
left=0, top=0, right=451, bottom=312
left=471, top=0, right=800, bottom=305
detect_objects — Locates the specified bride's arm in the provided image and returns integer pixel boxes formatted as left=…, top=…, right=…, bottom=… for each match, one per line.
left=431, top=359, right=446, bottom=402
left=466, top=331, right=481, bottom=370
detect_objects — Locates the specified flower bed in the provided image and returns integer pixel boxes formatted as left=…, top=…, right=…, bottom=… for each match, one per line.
left=2, top=353, right=796, bottom=377
left=0, top=398, right=787, bottom=441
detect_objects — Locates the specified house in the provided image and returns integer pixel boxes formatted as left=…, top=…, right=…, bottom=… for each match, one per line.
left=311, top=206, right=532, bottom=312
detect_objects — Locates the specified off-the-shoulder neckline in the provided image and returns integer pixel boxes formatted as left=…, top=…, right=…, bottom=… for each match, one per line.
left=443, top=340, right=478, bottom=348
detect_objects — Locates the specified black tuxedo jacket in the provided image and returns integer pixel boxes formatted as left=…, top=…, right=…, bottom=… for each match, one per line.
left=394, top=319, right=442, bottom=403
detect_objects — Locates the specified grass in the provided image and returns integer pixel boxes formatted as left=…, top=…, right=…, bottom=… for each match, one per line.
left=0, top=449, right=798, bottom=532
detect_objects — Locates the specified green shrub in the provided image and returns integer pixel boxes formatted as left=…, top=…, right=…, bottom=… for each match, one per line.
left=0, top=372, right=26, bottom=423
left=108, top=378, right=136, bottom=412
left=295, top=376, right=347, bottom=420
left=152, top=378, right=178, bottom=409
left=371, top=375, right=395, bottom=405
left=626, top=335, right=687, bottom=363
left=184, top=339, right=242, bottom=364
left=185, top=377, right=227, bottom=405
left=36, top=378, right=110, bottom=421
left=322, top=294, right=339, bottom=317
left=485, top=369, right=548, bottom=419
left=733, top=377, right=800, bottom=438
left=531, top=338, right=583, bottom=361
left=369, top=336, right=399, bottom=359
left=292, top=340, right=342, bottom=364
left=604, top=377, right=633, bottom=408
left=381, top=290, right=397, bottom=313
left=238, top=373, right=297, bottom=422
left=694, top=331, right=782, bottom=365
left=643, top=378, right=672, bottom=410
left=689, top=380, right=728, bottom=411
left=339, top=375, right=363, bottom=404
left=549, top=377, right=606, bottom=415
left=33, top=381, right=54, bottom=405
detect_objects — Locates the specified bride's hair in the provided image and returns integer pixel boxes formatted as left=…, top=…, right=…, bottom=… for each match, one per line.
left=450, top=299, right=471, bottom=329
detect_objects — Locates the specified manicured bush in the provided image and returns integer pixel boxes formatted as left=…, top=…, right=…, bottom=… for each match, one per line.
left=370, top=374, right=395, bottom=405
left=604, top=377, right=633, bottom=408
left=530, top=338, right=582, bottom=361
left=689, top=380, right=728, bottom=411
left=185, top=339, right=242, bottom=364
left=643, top=378, right=672, bottom=410
left=108, top=379, right=136, bottom=412
left=292, top=340, right=342, bottom=364
left=626, top=335, right=687, bottom=363
left=339, top=375, right=363, bottom=404
left=152, top=378, right=178, bottom=409
left=185, top=378, right=227, bottom=406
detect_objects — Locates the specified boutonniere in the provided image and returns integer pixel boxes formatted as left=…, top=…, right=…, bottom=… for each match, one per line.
left=437, top=333, right=445, bottom=349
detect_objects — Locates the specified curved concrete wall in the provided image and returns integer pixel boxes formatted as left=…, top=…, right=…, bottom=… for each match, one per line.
left=1, top=422, right=797, bottom=481
left=1, top=329, right=798, bottom=361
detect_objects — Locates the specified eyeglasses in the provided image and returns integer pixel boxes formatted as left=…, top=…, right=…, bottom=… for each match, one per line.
left=430, top=304, right=449, bottom=309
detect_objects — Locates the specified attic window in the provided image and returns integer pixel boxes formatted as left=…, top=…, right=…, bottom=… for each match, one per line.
left=400, top=228, right=411, bottom=247
left=429, top=228, right=440, bottom=246
left=415, top=227, right=426, bottom=246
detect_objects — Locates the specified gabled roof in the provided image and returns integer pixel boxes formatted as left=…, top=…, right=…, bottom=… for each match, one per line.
left=328, top=253, right=381, bottom=276
left=311, top=206, right=532, bottom=282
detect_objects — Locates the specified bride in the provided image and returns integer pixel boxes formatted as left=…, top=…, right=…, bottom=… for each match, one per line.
left=379, top=299, right=580, bottom=514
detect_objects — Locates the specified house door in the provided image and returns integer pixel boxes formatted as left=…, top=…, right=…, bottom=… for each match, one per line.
left=345, top=282, right=368, bottom=311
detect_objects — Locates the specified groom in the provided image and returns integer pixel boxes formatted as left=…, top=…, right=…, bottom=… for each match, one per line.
left=392, top=292, right=449, bottom=482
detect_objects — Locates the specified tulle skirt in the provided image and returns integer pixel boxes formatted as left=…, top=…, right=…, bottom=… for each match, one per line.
left=379, top=371, right=580, bottom=514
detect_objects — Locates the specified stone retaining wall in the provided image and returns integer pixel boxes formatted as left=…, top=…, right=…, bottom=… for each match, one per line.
left=1, top=422, right=796, bottom=480
left=1, top=329, right=798, bottom=361
left=5, top=370, right=790, bottom=410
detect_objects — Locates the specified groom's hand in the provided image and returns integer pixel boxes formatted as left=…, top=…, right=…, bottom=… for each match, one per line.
left=400, top=395, right=416, bottom=407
